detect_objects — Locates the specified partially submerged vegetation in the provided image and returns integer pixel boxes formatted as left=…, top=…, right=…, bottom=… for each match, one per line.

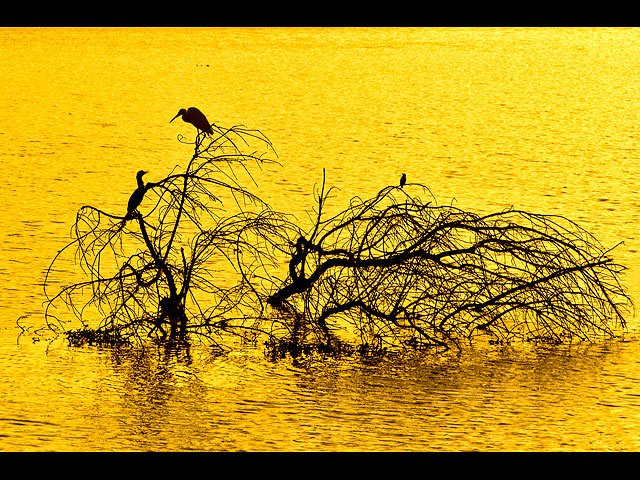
left=42, top=123, right=633, bottom=358
left=44, top=123, right=289, bottom=350
left=267, top=175, right=630, bottom=354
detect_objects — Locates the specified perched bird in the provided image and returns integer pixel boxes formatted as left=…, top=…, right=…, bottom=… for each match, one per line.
left=124, top=170, right=148, bottom=221
left=170, top=107, right=213, bottom=135
left=400, top=173, right=407, bottom=188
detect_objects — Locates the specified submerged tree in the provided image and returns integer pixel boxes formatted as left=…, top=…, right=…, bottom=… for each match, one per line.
left=44, top=123, right=296, bottom=348
left=43, top=123, right=632, bottom=356
left=266, top=173, right=632, bottom=353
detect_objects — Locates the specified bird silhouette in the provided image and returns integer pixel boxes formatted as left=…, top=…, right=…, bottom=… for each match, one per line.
left=124, top=170, right=148, bottom=221
left=400, top=173, right=406, bottom=188
left=170, top=107, right=213, bottom=135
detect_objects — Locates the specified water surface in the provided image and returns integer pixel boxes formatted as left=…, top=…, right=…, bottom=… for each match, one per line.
left=1, top=27, right=639, bottom=451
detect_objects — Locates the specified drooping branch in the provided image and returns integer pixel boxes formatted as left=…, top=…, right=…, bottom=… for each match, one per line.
left=43, top=125, right=283, bottom=346
left=267, top=179, right=632, bottom=352
left=41, top=125, right=632, bottom=356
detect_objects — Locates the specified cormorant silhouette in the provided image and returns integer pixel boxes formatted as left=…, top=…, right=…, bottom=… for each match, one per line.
left=400, top=173, right=406, bottom=188
left=124, top=170, right=148, bottom=221
left=170, top=107, right=214, bottom=135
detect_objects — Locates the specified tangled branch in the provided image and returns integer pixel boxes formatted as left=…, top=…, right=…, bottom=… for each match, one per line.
left=44, top=124, right=285, bottom=347
left=267, top=172, right=632, bottom=352
left=42, top=124, right=632, bottom=357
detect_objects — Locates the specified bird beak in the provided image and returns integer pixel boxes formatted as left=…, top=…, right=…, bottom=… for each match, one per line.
left=170, top=112, right=181, bottom=123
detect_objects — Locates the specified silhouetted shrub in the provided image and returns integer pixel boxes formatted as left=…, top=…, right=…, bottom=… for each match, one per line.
left=44, top=124, right=290, bottom=348
left=43, top=126, right=632, bottom=357
left=266, top=172, right=632, bottom=353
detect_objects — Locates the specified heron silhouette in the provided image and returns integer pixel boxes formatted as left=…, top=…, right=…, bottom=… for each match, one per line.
left=124, top=170, right=148, bottom=221
left=400, top=173, right=406, bottom=188
left=170, top=107, right=213, bottom=135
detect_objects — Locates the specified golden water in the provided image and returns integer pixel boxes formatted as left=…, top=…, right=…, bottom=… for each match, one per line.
left=1, top=27, right=640, bottom=451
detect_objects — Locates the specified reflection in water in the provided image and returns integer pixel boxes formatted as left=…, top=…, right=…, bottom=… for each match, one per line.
left=25, top=337, right=630, bottom=451
left=2, top=328, right=640, bottom=451
left=113, top=343, right=203, bottom=448
left=282, top=339, right=640, bottom=451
